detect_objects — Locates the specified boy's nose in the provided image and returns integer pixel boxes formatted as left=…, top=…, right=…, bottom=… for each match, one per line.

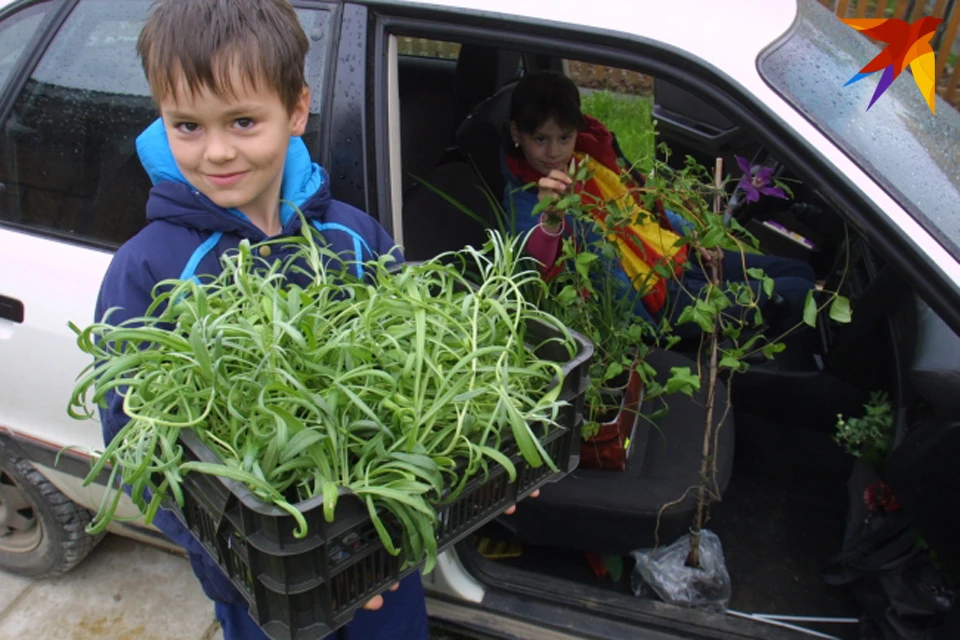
left=204, top=131, right=238, bottom=164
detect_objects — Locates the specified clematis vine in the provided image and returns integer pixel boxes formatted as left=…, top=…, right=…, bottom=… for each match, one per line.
left=736, top=156, right=787, bottom=202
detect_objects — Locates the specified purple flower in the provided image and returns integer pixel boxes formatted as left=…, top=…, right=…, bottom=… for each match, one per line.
left=736, top=156, right=787, bottom=203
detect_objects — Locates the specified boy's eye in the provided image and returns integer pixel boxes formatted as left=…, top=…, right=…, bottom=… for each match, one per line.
left=534, top=136, right=546, bottom=144
left=176, top=122, right=199, bottom=133
left=234, top=118, right=255, bottom=129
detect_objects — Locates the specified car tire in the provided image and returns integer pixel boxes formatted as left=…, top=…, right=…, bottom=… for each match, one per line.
left=0, top=447, right=105, bottom=578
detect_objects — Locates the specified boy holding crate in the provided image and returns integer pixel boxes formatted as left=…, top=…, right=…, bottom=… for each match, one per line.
left=95, top=0, right=426, bottom=637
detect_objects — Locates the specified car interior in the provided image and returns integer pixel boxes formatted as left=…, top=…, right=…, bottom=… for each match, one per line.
left=393, top=38, right=960, bottom=636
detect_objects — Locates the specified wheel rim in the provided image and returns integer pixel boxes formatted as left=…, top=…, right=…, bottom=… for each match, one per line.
left=0, top=470, right=43, bottom=553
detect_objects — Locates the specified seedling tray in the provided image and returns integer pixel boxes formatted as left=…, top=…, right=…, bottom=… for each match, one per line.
left=165, top=317, right=593, bottom=640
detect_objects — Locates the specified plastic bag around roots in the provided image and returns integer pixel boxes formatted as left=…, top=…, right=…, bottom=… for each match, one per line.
left=630, top=530, right=732, bottom=612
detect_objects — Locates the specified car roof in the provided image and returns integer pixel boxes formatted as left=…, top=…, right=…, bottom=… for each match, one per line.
left=388, top=0, right=798, bottom=90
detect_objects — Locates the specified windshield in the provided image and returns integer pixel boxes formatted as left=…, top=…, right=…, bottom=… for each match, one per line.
left=759, top=0, right=960, bottom=259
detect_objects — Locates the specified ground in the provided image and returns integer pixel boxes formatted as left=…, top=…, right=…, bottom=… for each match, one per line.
left=0, top=535, right=480, bottom=640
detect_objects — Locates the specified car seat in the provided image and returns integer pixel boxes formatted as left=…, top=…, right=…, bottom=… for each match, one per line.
left=503, top=348, right=735, bottom=553
left=454, top=80, right=517, bottom=207
left=452, top=45, right=522, bottom=133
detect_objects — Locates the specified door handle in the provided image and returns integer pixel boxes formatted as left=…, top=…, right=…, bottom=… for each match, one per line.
left=0, top=295, right=24, bottom=323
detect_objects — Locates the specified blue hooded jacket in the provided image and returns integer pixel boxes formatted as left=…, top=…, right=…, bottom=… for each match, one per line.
left=94, top=120, right=405, bottom=611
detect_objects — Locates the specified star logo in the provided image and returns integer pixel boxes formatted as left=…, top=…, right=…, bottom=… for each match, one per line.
left=842, top=16, right=943, bottom=114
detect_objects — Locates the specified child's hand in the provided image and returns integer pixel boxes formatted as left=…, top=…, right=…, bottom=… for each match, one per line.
left=537, top=169, right=572, bottom=202
left=537, top=170, right=572, bottom=233
left=694, top=242, right=723, bottom=264
left=502, top=489, right=540, bottom=516
left=361, top=581, right=401, bottom=611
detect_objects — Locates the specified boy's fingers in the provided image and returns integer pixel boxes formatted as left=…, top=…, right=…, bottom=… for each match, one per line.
left=502, top=489, right=541, bottom=516
left=361, top=594, right=385, bottom=611
left=359, top=582, right=399, bottom=610
left=547, top=169, right=573, bottom=184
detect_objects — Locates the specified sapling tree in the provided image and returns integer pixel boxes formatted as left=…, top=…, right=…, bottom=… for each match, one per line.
left=637, top=149, right=853, bottom=569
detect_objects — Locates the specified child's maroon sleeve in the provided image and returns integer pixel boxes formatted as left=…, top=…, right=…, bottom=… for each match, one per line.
left=525, top=221, right=567, bottom=281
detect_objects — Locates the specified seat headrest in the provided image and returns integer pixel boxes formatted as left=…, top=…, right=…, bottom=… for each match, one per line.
left=454, top=46, right=522, bottom=116
left=455, top=80, right=517, bottom=155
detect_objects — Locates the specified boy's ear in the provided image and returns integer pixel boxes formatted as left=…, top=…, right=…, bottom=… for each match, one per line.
left=290, top=86, right=310, bottom=136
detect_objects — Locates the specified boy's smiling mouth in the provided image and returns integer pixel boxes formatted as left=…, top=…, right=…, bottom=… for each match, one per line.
left=205, top=171, right=248, bottom=186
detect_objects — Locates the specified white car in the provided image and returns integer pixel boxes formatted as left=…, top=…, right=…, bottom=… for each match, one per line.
left=1, top=0, right=958, bottom=638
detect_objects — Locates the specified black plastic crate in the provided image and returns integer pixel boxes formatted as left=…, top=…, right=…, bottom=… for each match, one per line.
left=165, top=317, right=593, bottom=640
left=434, top=419, right=581, bottom=550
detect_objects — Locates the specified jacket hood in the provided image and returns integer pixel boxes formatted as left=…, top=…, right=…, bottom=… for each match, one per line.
left=574, top=114, right=619, bottom=169
left=135, top=118, right=327, bottom=235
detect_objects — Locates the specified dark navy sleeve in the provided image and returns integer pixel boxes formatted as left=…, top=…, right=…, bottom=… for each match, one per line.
left=94, top=242, right=163, bottom=446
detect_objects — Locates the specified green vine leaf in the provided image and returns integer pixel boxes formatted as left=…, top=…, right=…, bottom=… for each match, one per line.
left=701, top=226, right=725, bottom=248
left=664, top=366, right=701, bottom=396
left=653, top=263, right=673, bottom=278
left=803, top=290, right=817, bottom=327
left=747, top=268, right=775, bottom=298
left=707, top=286, right=732, bottom=311
left=531, top=196, right=553, bottom=217
left=719, top=355, right=742, bottom=370
left=829, top=295, right=852, bottom=323
left=722, top=324, right=742, bottom=340
left=677, top=304, right=713, bottom=333
left=575, top=252, right=600, bottom=280
left=557, top=285, right=580, bottom=305
left=604, top=361, right=624, bottom=382
left=762, top=342, right=786, bottom=359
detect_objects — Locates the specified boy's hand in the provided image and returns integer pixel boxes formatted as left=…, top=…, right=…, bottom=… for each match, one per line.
left=537, top=170, right=572, bottom=234
left=361, top=581, right=401, bottom=611
left=502, top=488, right=540, bottom=516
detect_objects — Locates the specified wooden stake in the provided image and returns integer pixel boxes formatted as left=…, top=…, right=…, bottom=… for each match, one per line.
left=687, top=157, right=725, bottom=569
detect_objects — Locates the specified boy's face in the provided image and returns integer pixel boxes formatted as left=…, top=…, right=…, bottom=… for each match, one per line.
left=158, top=66, right=309, bottom=231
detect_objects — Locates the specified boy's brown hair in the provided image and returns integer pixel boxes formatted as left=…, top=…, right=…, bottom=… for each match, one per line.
left=137, top=0, right=309, bottom=113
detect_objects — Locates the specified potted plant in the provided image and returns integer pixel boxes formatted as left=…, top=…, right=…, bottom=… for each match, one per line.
left=527, top=159, right=677, bottom=472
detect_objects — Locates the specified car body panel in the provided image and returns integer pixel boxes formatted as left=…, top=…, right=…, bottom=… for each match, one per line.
left=0, top=228, right=110, bottom=455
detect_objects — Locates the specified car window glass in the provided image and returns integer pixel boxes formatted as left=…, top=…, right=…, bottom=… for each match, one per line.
left=759, top=0, right=960, bottom=260
left=0, top=0, right=333, bottom=249
left=0, top=0, right=158, bottom=248
left=0, top=1, right=51, bottom=91
left=398, top=37, right=460, bottom=60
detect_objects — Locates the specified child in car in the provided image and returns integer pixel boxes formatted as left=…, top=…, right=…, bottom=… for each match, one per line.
left=502, top=71, right=817, bottom=338
left=94, top=0, right=427, bottom=637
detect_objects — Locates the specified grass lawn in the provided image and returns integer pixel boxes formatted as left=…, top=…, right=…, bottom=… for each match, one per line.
left=580, top=90, right=655, bottom=173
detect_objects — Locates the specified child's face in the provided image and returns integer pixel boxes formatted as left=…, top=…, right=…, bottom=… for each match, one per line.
left=511, top=117, right=578, bottom=177
left=158, top=66, right=309, bottom=232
